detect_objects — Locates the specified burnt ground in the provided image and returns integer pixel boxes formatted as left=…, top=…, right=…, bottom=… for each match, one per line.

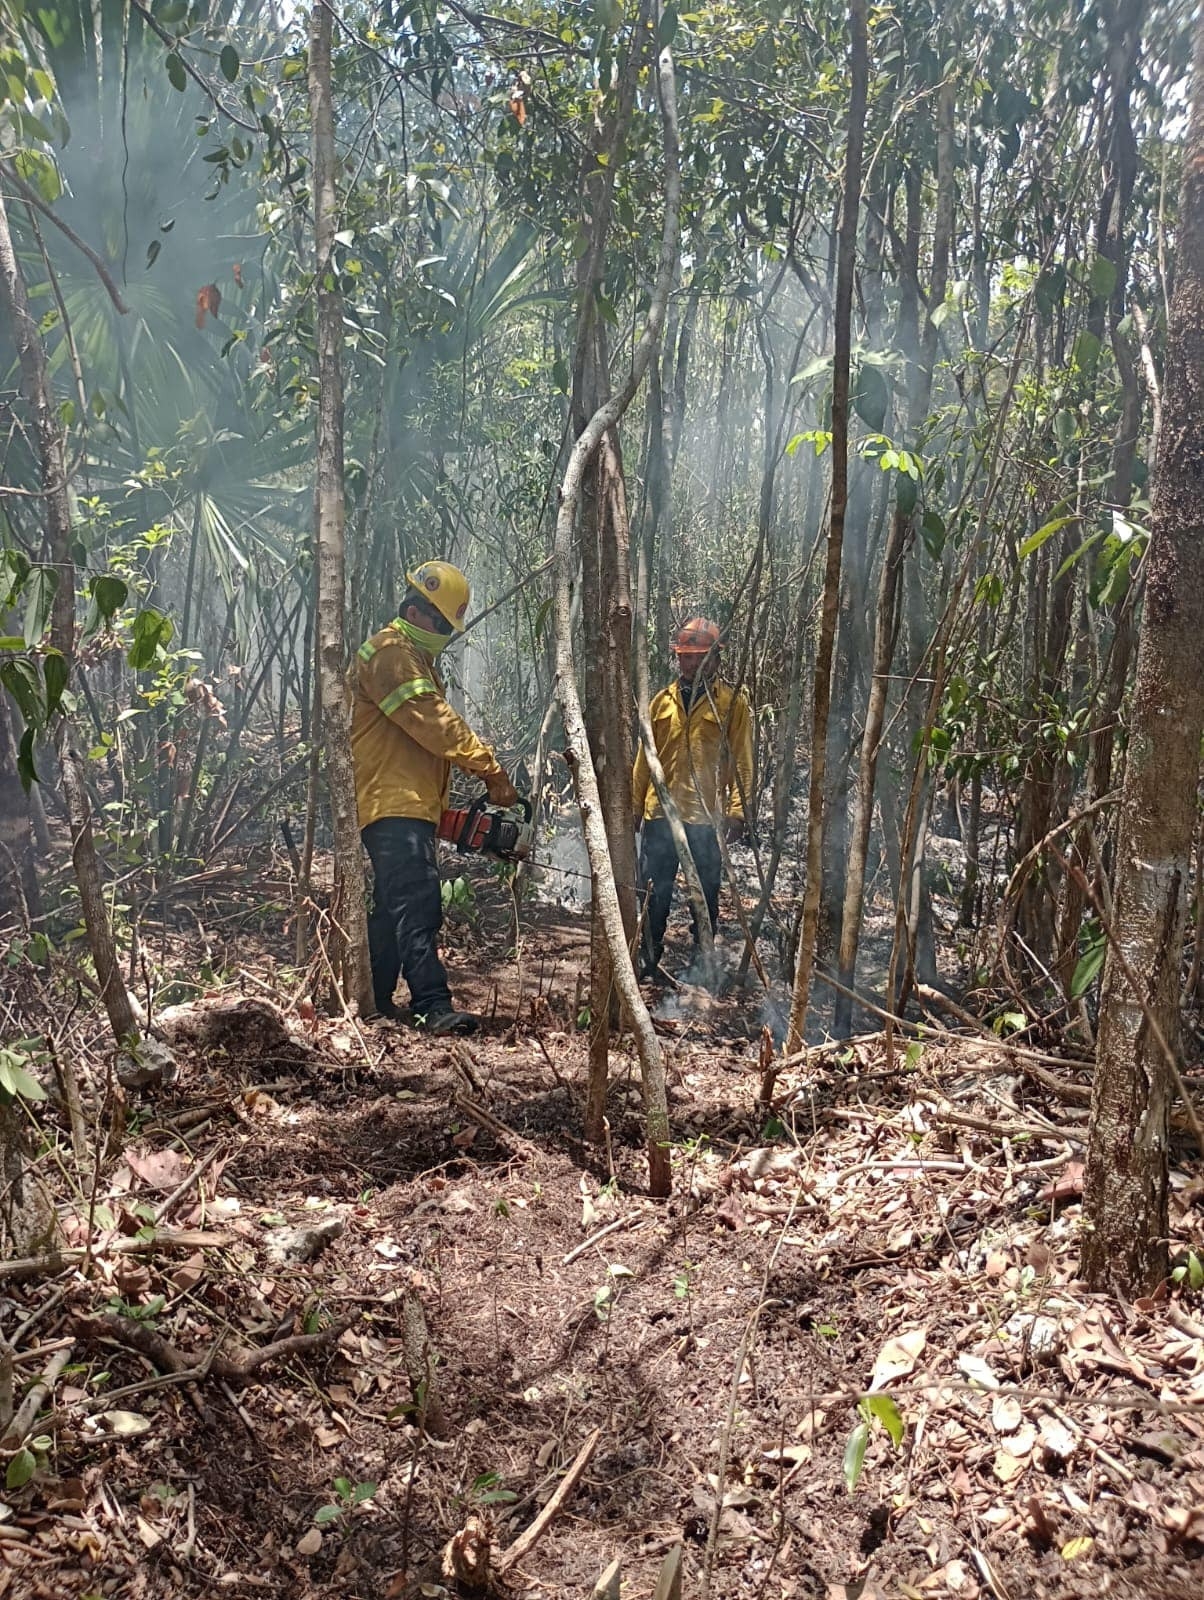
left=2, top=862, right=1204, bottom=1600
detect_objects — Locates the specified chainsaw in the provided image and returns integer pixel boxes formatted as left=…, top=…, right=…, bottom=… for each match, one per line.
left=438, top=794, right=534, bottom=863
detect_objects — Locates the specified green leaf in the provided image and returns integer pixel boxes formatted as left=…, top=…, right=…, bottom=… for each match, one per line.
left=895, top=474, right=917, bottom=517
left=551, top=356, right=569, bottom=394
left=350, top=1481, right=377, bottom=1505
left=791, top=353, right=831, bottom=386
left=862, top=1393, right=905, bottom=1448
left=90, top=574, right=128, bottom=621
left=0, top=657, right=44, bottom=725
left=842, top=1421, right=870, bottom=1492
left=5, top=1447, right=35, bottom=1489
left=1070, top=942, right=1105, bottom=998
left=127, top=607, right=173, bottom=670
left=220, top=45, right=240, bottom=83
left=921, top=510, right=946, bottom=560
left=42, top=650, right=67, bottom=719
left=852, top=361, right=890, bottom=430
left=1072, top=329, right=1101, bottom=374
left=973, top=573, right=1003, bottom=607
left=314, top=1504, right=342, bottom=1526
left=1035, top=263, right=1066, bottom=317
left=1189, top=1251, right=1204, bottom=1292
left=1089, top=255, right=1117, bottom=301
left=657, top=4, right=679, bottom=47
left=1018, top=515, right=1076, bottom=561
left=22, top=565, right=58, bottom=647
left=165, top=53, right=186, bottom=93
left=0, top=1047, right=46, bottom=1101
left=1053, top=528, right=1106, bottom=581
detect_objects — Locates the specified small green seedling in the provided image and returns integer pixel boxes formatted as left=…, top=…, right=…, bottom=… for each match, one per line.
left=843, top=1395, right=906, bottom=1492
left=314, top=1477, right=377, bottom=1526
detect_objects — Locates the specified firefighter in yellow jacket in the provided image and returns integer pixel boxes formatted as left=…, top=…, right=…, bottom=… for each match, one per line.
left=631, top=617, right=754, bottom=978
left=351, top=560, right=517, bottom=1034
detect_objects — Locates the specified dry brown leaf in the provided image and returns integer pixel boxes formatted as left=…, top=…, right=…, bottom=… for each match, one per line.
left=993, top=1448, right=1028, bottom=1484
left=1038, top=1415, right=1076, bottom=1460
left=125, top=1145, right=190, bottom=1191
left=314, top=1426, right=343, bottom=1448
left=296, top=1527, right=322, bottom=1557
left=992, top=1395, right=1023, bottom=1434
left=869, top=1326, right=927, bottom=1391
left=1039, top=1161, right=1084, bottom=1203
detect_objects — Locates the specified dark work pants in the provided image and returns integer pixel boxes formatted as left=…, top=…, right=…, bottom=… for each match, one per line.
left=362, top=817, right=452, bottom=1019
left=639, top=818, right=722, bottom=972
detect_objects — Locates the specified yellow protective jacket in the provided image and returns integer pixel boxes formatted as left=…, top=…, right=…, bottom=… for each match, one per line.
left=351, top=622, right=503, bottom=828
left=632, top=677, right=754, bottom=826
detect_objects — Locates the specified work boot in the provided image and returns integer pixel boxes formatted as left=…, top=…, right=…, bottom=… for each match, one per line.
left=417, top=1007, right=479, bottom=1036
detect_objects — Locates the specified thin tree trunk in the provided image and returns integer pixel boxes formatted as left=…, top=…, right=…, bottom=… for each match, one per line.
left=785, top=0, right=870, bottom=1054
left=0, top=185, right=137, bottom=1052
left=1081, top=12, right=1204, bottom=1295
left=553, top=8, right=682, bottom=1196
left=834, top=89, right=954, bottom=1032
left=309, top=0, right=370, bottom=1013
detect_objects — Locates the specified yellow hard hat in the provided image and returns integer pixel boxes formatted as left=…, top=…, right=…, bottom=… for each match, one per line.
left=405, top=560, right=471, bottom=632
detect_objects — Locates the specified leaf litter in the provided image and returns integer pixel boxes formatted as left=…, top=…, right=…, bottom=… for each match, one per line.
left=1, top=883, right=1202, bottom=1599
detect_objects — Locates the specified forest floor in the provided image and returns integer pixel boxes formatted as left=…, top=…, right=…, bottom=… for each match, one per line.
left=3, top=852, right=1204, bottom=1600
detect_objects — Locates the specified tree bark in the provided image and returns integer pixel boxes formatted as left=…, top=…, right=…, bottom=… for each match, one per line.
left=785, top=0, right=870, bottom=1054
left=0, top=186, right=136, bottom=1051
left=834, top=84, right=954, bottom=1033
left=553, top=7, right=681, bottom=1195
left=1081, top=11, right=1204, bottom=1295
left=309, top=0, right=371, bottom=1013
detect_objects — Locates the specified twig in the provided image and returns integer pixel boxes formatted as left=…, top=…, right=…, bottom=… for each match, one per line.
left=152, top=1143, right=225, bottom=1225
left=562, top=1213, right=649, bottom=1266
left=0, top=1344, right=73, bottom=1448
left=495, top=1426, right=602, bottom=1573
left=0, top=163, right=129, bottom=313
left=452, top=1088, right=542, bottom=1161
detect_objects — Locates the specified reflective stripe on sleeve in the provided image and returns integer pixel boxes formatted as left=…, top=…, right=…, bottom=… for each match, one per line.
left=357, top=639, right=377, bottom=662
left=379, top=676, right=437, bottom=715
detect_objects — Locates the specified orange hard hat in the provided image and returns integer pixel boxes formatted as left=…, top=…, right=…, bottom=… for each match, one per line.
left=673, top=617, right=721, bottom=656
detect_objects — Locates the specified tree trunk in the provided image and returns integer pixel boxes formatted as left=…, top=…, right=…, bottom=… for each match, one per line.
left=834, top=86, right=954, bottom=1032
left=553, top=8, right=682, bottom=1196
left=309, top=0, right=370, bottom=1013
left=785, top=0, right=870, bottom=1054
left=0, top=185, right=136, bottom=1052
left=1081, top=12, right=1204, bottom=1295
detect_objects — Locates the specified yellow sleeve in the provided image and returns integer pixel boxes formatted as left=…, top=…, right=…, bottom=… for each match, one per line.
left=725, top=692, right=754, bottom=819
left=363, top=645, right=502, bottom=777
left=632, top=736, right=651, bottom=821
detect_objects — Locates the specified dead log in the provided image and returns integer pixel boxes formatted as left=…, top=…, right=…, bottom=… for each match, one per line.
left=75, top=1309, right=357, bottom=1385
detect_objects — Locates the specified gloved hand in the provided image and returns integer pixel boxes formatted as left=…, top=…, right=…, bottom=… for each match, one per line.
left=725, top=815, right=746, bottom=845
left=485, top=768, right=519, bottom=808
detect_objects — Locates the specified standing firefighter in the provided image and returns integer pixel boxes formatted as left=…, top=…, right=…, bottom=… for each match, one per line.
left=632, top=617, right=754, bottom=978
left=351, top=560, right=518, bottom=1034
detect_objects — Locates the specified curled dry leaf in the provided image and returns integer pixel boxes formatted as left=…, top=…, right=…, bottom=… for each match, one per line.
left=993, top=1448, right=1028, bottom=1484
left=1039, top=1161, right=1085, bottom=1204
left=125, top=1145, right=190, bottom=1191
left=869, top=1326, right=927, bottom=1391
left=97, top=1410, right=153, bottom=1437
left=992, top=1394, right=1023, bottom=1434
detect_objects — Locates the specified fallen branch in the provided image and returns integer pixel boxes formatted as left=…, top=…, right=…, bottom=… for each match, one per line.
left=562, top=1212, right=649, bottom=1266
left=0, top=1344, right=73, bottom=1448
left=495, top=1426, right=602, bottom=1574
left=452, top=1088, right=542, bottom=1161
left=76, top=1310, right=358, bottom=1386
